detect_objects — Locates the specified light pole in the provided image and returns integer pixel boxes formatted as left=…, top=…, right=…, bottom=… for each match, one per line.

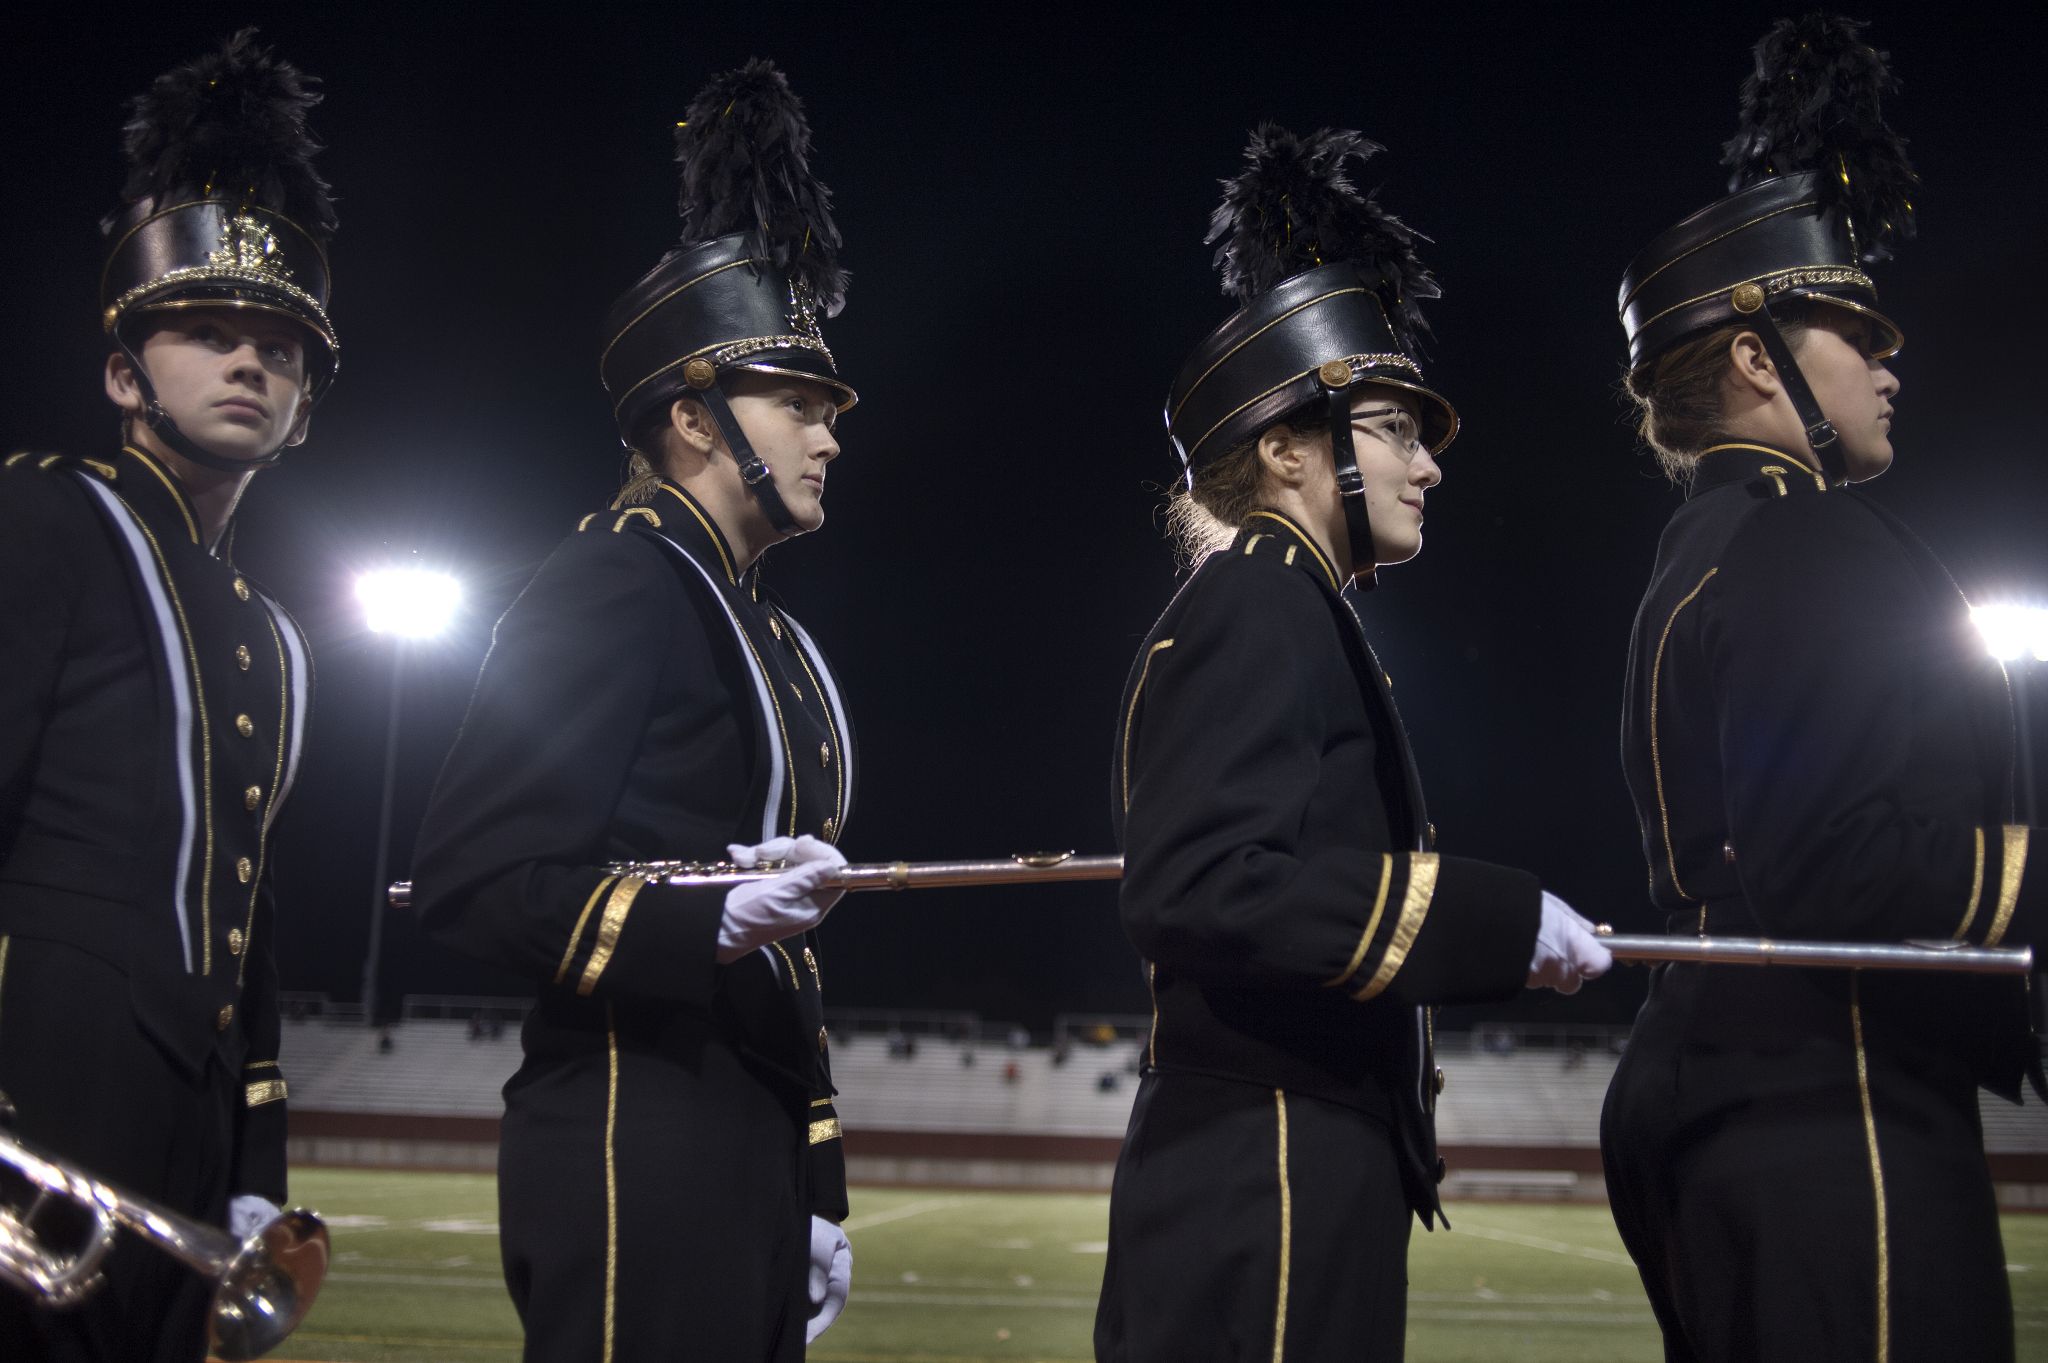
left=1970, top=604, right=2048, bottom=826
left=356, top=567, right=462, bottom=1024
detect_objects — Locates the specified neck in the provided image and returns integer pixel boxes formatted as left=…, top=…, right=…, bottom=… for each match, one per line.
left=669, top=465, right=784, bottom=575
left=129, top=426, right=255, bottom=550
left=1260, top=483, right=1355, bottom=582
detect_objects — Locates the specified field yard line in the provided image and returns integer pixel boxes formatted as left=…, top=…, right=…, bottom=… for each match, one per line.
left=1448, top=1223, right=1637, bottom=1266
left=1410, top=1308, right=1656, bottom=1325
left=327, top=1270, right=507, bottom=1289
left=848, top=1289, right=1097, bottom=1309
left=840, top=1195, right=972, bottom=1232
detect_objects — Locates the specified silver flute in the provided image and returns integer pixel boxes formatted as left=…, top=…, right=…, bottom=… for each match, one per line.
left=388, top=853, right=2036, bottom=975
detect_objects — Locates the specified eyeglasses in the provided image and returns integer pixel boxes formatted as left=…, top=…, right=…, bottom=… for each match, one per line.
left=1352, top=406, right=1426, bottom=462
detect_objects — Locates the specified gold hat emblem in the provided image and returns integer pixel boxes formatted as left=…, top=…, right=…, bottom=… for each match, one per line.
left=1730, top=282, right=1766, bottom=314
left=683, top=358, right=718, bottom=389
left=208, top=214, right=293, bottom=284
left=1318, top=360, right=1354, bottom=390
left=787, top=277, right=824, bottom=347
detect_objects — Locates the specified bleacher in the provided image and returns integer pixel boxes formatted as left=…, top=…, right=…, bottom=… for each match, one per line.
left=281, top=1003, right=2048, bottom=1197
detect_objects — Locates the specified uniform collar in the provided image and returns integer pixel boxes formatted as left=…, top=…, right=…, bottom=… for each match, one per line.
left=1235, top=509, right=1343, bottom=592
left=653, top=480, right=760, bottom=598
left=1690, top=441, right=1829, bottom=499
left=113, top=443, right=209, bottom=549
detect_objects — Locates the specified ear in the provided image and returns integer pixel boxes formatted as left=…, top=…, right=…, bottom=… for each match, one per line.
left=104, top=351, right=145, bottom=415
left=1725, top=330, right=1782, bottom=402
left=1255, top=422, right=1308, bottom=489
left=669, top=396, right=723, bottom=457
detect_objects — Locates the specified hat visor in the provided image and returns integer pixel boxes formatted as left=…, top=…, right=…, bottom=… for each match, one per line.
left=1355, top=374, right=1460, bottom=455
left=1790, top=292, right=1903, bottom=361
left=729, top=360, right=858, bottom=414
left=122, top=291, right=338, bottom=399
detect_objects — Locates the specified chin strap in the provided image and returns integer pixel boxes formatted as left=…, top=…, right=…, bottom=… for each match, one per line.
left=1744, top=298, right=1846, bottom=485
left=696, top=380, right=801, bottom=536
left=1323, top=374, right=1377, bottom=591
left=118, top=336, right=290, bottom=473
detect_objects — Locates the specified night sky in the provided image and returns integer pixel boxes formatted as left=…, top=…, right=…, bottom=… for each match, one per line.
left=4, top=5, right=2043, bottom=1029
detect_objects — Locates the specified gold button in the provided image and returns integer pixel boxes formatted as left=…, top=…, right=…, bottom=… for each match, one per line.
left=818, top=1026, right=829, bottom=1052
left=819, top=741, right=831, bottom=768
left=228, top=928, right=245, bottom=956
left=769, top=616, right=783, bottom=640
left=236, top=857, right=254, bottom=884
left=244, top=785, right=263, bottom=811
left=1730, top=281, right=1766, bottom=314
left=217, top=1005, right=235, bottom=1031
left=1317, top=359, right=1353, bottom=389
left=821, top=817, right=837, bottom=842
left=1433, top=1066, right=1447, bottom=1096
left=1723, top=841, right=1738, bottom=864
left=232, top=577, right=251, bottom=602
left=803, top=946, right=819, bottom=980
left=234, top=644, right=252, bottom=671
left=235, top=714, right=254, bottom=738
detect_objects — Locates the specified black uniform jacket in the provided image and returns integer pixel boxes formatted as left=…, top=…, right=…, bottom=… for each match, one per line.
left=0, top=445, right=308, bottom=1201
left=1114, top=511, right=1541, bottom=1222
left=1620, top=441, right=2043, bottom=1099
left=412, top=480, right=853, bottom=1218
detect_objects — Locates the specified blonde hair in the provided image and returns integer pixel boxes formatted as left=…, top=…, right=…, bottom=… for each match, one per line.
left=1163, top=418, right=1319, bottom=568
left=1625, top=310, right=1811, bottom=483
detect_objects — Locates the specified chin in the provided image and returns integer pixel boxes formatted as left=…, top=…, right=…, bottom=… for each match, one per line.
left=1373, top=534, right=1422, bottom=566
left=1843, top=438, right=1895, bottom=483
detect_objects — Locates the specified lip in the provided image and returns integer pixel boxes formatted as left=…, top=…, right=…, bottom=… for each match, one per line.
left=214, top=397, right=269, bottom=421
left=801, top=471, right=826, bottom=490
left=1399, top=499, right=1425, bottom=519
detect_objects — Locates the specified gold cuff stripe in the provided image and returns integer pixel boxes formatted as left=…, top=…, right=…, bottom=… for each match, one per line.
left=1953, top=827, right=1988, bottom=942
left=244, top=1059, right=279, bottom=1070
left=1271, top=1088, right=1292, bottom=1363
left=1120, top=639, right=1176, bottom=813
left=809, top=1118, right=844, bottom=1145
left=577, top=876, right=649, bottom=996
left=1325, top=855, right=1394, bottom=988
left=1984, top=826, right=2030, bottom=949
left=556, top=877, right=619, bottom=985
left=1354, top=854, right=1440, bottom=1002
left=245, top=1079, right=288, bottom=1107
left=809, top=1097, right=835, bottom=1109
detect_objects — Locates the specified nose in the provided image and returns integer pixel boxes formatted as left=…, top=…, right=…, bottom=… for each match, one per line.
left=816, top=425, right=841, bottom=463
left=1412, top=447, right=1442, bottom=490
left=1872, top=359, right=1900, bottom=401
left=224, top=339, right=268, bottom=388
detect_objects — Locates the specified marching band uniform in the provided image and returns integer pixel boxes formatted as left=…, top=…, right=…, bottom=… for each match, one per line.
left=0, top=33, right=333, bottom=1363
left=412, top=62, right=856, bottom=1363
left=1095, top=127, right=1592, bottom=1363
left=1602, top=18, right=2045, bottom=1362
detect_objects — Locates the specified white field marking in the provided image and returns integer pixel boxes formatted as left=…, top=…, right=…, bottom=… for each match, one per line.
left=415, top=1217, right=501, bottom=1234
left=1411, top=1290, right=1628, bottom=1305
left=848, top=1289, right=1099, bottom=1309
left=839, top=1196, right=970, bottom=1233
left=1070, top=1241, right=1109, bottom=1253
left=1409, top=1308, right=1655, bottom=1326
left=319, top=1215, right=391, bottom=1230
left=1449, top=1222, right=1637, bottom=1266
left=326, top=1271, right=506, bottom=1290
left=2010, top=1263, right=2031, bottom=1272
left=983, top=1237, right=1034, bottom=1249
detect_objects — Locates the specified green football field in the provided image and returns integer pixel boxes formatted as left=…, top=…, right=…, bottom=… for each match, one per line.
left=272, top=1169, right=2048, bottom=1362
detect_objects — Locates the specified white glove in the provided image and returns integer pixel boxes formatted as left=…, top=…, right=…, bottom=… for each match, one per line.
left=227, top=1194, right=280, bottom=1242
left=805, top=1214, right=852, bottom=1343
left=715, top=835, right=847, bottom=965
left=1527, top=891, right=1613, bottom=995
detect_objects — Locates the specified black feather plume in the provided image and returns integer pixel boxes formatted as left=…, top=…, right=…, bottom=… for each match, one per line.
left=1207, top=125, right=1438, bottom=353
left=1722, top=13, right=1916, bottom=258
left=116, top=28, right=335, bottom=240
left=675, top=59, right=847, bottom=318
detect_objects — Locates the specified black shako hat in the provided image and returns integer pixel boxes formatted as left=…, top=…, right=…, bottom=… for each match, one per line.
left=1619, top=15, right=1915, bottom=377
left=100, top=29, right=338, bottom=406
left=1167, top=127, right=1455, bottom=481
left=600, top=60, right=852, bottom=447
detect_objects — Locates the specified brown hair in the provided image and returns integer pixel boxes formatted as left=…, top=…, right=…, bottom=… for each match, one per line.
left=1625, top=309, right=1810, bottom=482
left=1162, top=416, right=1319, bottom=568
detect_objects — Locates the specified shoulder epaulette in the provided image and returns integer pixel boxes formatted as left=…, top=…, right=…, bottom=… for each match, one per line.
left=3, top=451, right=116, bottom=482
left=575, top=505, right=665, bottom=534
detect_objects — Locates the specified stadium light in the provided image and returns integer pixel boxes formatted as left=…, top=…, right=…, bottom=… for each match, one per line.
left=357, top=564, right=464, bottom=1027
left=1969, top=604, right=2048, bottom=663
left=357, top=568, right=462, bottom=639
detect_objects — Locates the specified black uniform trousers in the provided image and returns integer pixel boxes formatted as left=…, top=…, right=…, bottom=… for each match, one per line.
left=498, top=997, right=814, bottom=1363
left=1603, top=963, right=2012, bottom=1363
left=1096, top=1072, right=1410, bottom=1363
left=0, top=935, right=235, bottom=1363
